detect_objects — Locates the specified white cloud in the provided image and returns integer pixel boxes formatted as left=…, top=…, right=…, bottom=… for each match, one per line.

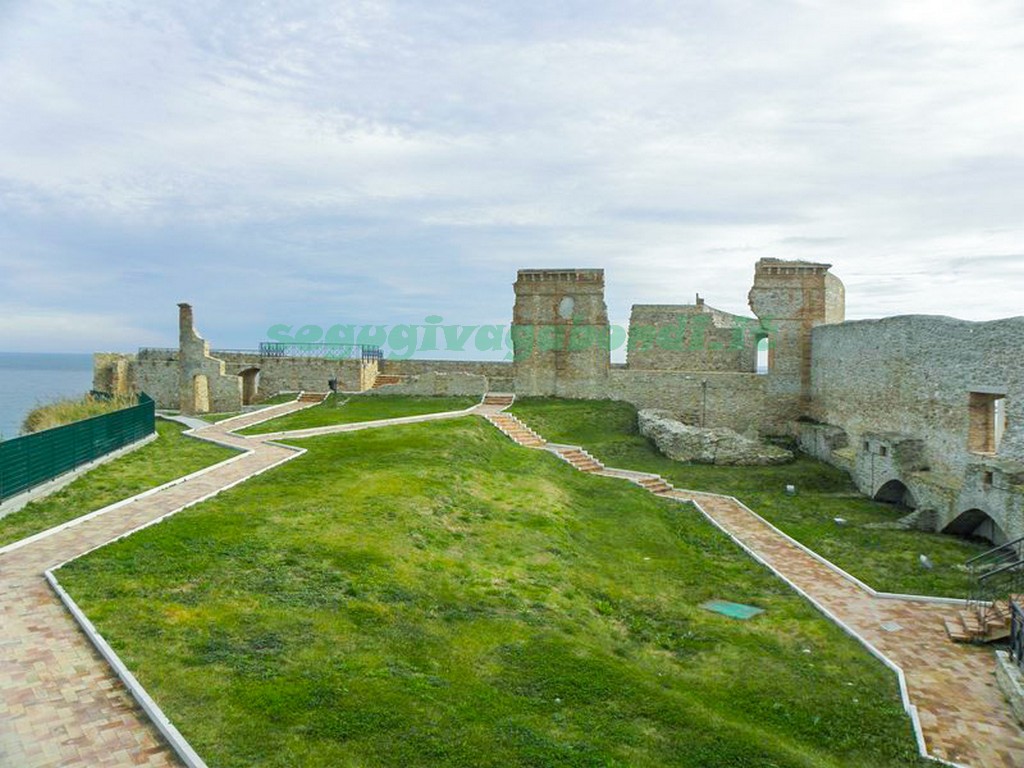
left=0, top=0, right=1022, bottom=351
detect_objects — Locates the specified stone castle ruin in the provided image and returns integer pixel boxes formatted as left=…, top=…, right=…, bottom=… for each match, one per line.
left=95, top=258, right=1024, bottom=545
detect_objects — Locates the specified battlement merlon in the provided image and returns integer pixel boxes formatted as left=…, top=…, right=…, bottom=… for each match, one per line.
left=515, top=268, right=604, bottom=286
left=754, top=258, right=833, bottom=277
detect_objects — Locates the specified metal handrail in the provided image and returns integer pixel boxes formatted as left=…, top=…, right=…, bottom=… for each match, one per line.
left=1010, top=601, right=1024, bottom=667
left=965, top=534, right=1024, bottom=566
left=978, top=557, right=1024, bottom=584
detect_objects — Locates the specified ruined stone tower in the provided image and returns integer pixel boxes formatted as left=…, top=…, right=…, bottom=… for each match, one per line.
left=512, top=269, right=610, bottom=397
left=747, top=259, right=845, bottom=405
left=177, top=303, right=241, bottom=415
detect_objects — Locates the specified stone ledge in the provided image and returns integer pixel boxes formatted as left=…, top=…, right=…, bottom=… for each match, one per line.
left=996, top=650, right=1024, bottom=727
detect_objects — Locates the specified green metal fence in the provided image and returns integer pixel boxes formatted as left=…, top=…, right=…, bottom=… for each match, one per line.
left=0, top=393, right=155, bottom=504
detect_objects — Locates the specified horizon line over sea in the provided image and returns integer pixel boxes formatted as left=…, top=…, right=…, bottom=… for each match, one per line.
left=0, top=352, right=95, bottom=439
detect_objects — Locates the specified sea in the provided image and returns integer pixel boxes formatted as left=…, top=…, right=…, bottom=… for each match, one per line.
left=0, top=352, right=96, bottom=440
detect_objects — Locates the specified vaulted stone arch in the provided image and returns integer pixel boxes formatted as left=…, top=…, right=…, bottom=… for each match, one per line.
left=942, top=508, right=1008, bottom=546
left=873, top=478, right=917, bottom=509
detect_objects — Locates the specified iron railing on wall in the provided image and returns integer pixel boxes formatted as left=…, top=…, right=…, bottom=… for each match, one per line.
left=139, top=344, right=385, bottom=361
left=1011, top=600, right=1024, bottom=670
left=258, top=342, right=382, bottom=360
left=0, top=393, right=156, bottom=504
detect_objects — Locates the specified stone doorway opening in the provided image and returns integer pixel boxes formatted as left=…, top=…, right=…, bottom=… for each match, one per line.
left=239, top=367, right=260, bottom=406
left=192, top=374, right=210, bottom=414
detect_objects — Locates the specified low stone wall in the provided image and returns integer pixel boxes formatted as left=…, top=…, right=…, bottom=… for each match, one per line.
left=381, top=359, right=512, bottom=378
left=607, top=369, right=787, bottom=435
left=215, top=354, right=363, bottom=396
left=996, top=651, right=1024, bottom=727
left=92, top=353, right=135, bottom=397
left=364, top=371, right=488, bottom=397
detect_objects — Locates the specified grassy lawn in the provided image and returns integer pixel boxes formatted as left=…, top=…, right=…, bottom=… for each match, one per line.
left=0, top=419, right=238, bottom=548
left=510, top=398, right=986, bottom=598
left=238, top=393, right=478, bottom=435
left=60, top=417, right=927, bottom=767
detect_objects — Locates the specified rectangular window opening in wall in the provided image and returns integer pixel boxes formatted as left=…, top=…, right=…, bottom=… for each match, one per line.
left=983, top=471, right=995, bottom=488
left=863, top=440, right=870, bottom=451
left=969, top=392, right=1007, bottom=454
left=879, top=446, right=888, bottom=457
left=755, top=335, right=771, bottom=375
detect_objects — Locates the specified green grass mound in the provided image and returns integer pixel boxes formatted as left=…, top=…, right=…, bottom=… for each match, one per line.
left=510, top=398, right=985, bottom=598
left=0, top=419, right=238, bottom=548
left=239, top=393, right=478, bottom=435
left=59, top=418, right=927, bottom=767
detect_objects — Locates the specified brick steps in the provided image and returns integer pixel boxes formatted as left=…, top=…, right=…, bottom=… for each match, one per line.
left=486, top=413, right=546, bottom=447
left=636, top=476, right=674, bottom=494
left=555, top=447, right=604, bottom=473
left=945, top=599, right=1013, bottom=644
left=298, top=392, right=328, bottom=403
left=482, top=393, right=515, bottom=407
left=371, top=375, right=405, bottom=389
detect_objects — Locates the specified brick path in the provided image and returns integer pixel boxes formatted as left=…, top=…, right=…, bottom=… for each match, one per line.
left=0, top=398, right=488, bottom=767
left=4, top=395, right=1023, bottom=767
left=485, top=407, right=1024, bottom=768
left=0, top=400, right=315, bottom=768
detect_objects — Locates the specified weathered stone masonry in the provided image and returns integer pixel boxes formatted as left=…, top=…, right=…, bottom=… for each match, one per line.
left=94, top=258, right=1023, bottom=544
left=801, top=314, right=1024, bottom=543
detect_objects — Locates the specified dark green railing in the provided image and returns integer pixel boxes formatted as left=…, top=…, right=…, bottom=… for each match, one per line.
left=0, top=393, right=155, bottom=503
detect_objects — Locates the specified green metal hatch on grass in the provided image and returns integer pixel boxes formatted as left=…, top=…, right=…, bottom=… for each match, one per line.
left=701, top=600, right=765, bottom=620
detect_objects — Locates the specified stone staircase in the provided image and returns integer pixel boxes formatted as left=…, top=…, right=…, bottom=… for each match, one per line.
left=635, top=475, right=674, bottom=494
left=298, top=392, right=328, bottom=403
left=371, top=375, right=405, bottom=389
left=486, top=412, right=545, bottom=447
left=945, top=598, right=1015, bottom=644
left=482, top=393, right=515, bottom=407
left=553, top=446, right=604, bottom=473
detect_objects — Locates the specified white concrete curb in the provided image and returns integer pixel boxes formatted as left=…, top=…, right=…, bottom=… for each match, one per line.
left=45, top=443, right=307, bottom=768
left=34, top=400, right=487, bottom=767
left=46, top=571, right=209, bottom=768
left=0, top=446, right=248, bottom=557
left=492, top=415, right=973, bottom=768
left=684, top=497, right=966, bottom=768
left=244, top=403, right=482, bottom=441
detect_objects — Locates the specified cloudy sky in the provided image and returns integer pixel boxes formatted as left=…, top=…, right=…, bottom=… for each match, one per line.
left=1, top=0, right=1023, bottom=355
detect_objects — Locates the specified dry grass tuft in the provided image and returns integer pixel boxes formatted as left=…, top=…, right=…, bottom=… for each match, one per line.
left=21, top=393, right=139, bottom=434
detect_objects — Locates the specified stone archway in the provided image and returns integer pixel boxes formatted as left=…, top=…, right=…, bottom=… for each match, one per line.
left=873, top=479, right=917, bottom=509
left=942, top=508, right=1008, bottom=546
left=239, top=367, right=260, bottom=406
left=192, top=374, right=210, bottom=414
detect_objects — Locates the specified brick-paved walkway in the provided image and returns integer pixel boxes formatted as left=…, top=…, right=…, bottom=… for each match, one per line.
left=0, top=398, right=489, bottom=767
left=486, top=408, right=1024, bottom=768
left=5, top=395, right=1023, bottom=767
left=0, top=400, right=317, bottom=768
